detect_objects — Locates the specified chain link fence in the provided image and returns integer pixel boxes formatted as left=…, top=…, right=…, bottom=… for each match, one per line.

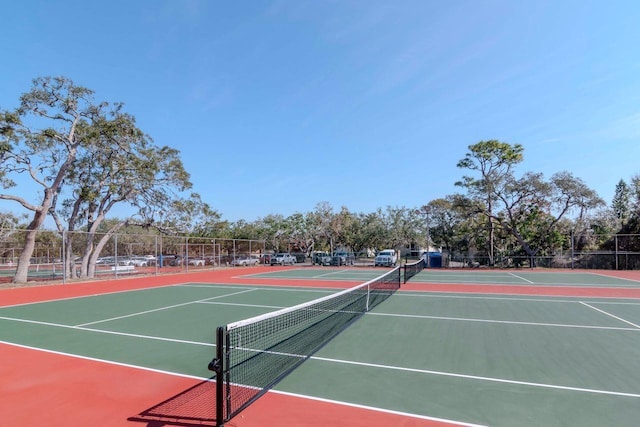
left=0, top=229, right=266, bottom=284
left=433, top=233, right=640, bottom=270
left=2, top=229, right=640, bottom=283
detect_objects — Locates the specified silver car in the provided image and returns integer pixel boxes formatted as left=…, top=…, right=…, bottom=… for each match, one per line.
left=231, top=256, right=259, bottom=266
left=270, top=253, right=296, bottom=266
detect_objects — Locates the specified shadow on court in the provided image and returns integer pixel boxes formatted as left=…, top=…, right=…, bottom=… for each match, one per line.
left=128, top=377, right=217, bottom=427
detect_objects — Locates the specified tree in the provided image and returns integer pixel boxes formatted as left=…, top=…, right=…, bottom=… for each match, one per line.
left=606, top=175, right=640, bottom=237
left=309, top=202, right=335, bottom=251
left=259, top=214, right=288, bottom=251
left=228, top=219, right=259, bottom=241
left=456, top=140, right=524, bottom=265
left=55, top=108, right=197, bottom=278
left=380, top=206, right=415, bottom=250
left=422, top=197, right=466, bottom=253
left=0, top=76, right=204, bottom=282
left=611, top=179, right=631, bottom=223
left=360, top=211, right=387, bottom=253
left=493, top=171, right=603, bottom=264
left=0, top=211, right=27, bottom=231
left=343, top=213, right=367, bottom=256
left=330, top=206, right=354, bottom=250
left=0, top=77, right=117, bottom=283
left=456, top=141, right=604, bottom=266
left=191, top=203, right=226, bottom=238
left=284, top=212, right=314, bottom=255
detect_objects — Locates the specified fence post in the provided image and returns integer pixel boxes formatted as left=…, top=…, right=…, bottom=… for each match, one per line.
left=62, top=230, right=66, bottom=284
left=155, top=235, right=158, bottom=275
left=570, top=231, right=574, bottom=270
left=615, top=234, right=619, bottom=270
left=115, top=233, right=118, bottom=279
left=185, top=236, right=189, bottom=272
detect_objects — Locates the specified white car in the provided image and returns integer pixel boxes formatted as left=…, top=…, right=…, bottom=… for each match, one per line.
left=374, top=249, right=397, bottom=267
left=129, top=256, right=150, bottom=267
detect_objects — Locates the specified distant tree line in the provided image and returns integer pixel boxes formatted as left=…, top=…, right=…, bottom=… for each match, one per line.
left=1, top=77, right=639, bottom=282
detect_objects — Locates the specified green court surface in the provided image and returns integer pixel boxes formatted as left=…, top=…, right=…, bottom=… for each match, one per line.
left=2, top=270, right=640, bottom=426
left=406, top=269, right=640, bottom=287
left=245, top=267, right=383, bottom=282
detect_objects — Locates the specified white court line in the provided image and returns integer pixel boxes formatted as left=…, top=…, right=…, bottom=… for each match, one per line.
left=198, top=299, right=640, bottom=332
left=580, top=302, right=640, bottom=329
left=272, top=389, right=487, bottom=427
left=425, top=272, right=518, bottom=279
left=198, top=301, right=284, bottom=310
left=397, top=292, right=640, bottom=304
left=311, top=270, right=351, bottom=279
left=0, top=340, right=209, bottom=379
left=0, top=316, right=214, bottom=346
left=407, top=279, right=640, bottom=290
left=370, top=311, right=640, bottom=331
left=181, top=283, right=339, bottom=294
left=0, top=281, right=188, bottom=309
left=4, top=301, right=638, bottom=347
left=76, top=288, right=258, bottom=327
left=177, top=283, right=252, bottom=289
left=412, top=274, right=640, bottom=288
left=4, top=328, right=640, bottom=400
left=233, top=267, right=312, bottom=280
left=398, top=292, right=581, bottom=303
left=311, top=356, right=640, bottom=399
left=0, top=340, right=479, bottom=427
left=588, top=271, right=640, bottom=283
left=507, top=272, right=535, bottom=283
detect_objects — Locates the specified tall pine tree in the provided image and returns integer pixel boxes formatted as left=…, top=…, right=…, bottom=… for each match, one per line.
left=612, top=179, right=631, bottom=223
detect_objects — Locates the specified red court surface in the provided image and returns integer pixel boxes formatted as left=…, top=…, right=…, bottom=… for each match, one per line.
left=0, top=343, right=456, bottom=427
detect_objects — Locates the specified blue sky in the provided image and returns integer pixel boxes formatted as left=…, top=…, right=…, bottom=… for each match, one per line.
left=2, top=0, right=640, bottom=223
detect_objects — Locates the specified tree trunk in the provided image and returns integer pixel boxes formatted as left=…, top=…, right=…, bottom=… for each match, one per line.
left=12, top=208, right=48, bottom=284
left=63, top=233, right=76, bottom=280
left=87, top=232, right=115, bottom=277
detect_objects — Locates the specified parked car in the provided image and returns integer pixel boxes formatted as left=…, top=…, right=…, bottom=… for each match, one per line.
left=331, top=251, right=355, bottom=266
left=258, top=254, right=273, bottom=264
left=156, top=254, right=177, bottom=267
left=231, top=256, right=259, bottom=266
left=293, top=253, right=306, bottom=263
left=96, top=256, right=116, bottom=266
left=270, top=253, right=296, bottom=266
left=129, top=256, right=150, bottom=267
left=374, top=249, right=397, bottom=267
left=312, top=251, right=331, bottom=266
left=188, top=258, right=206, bottom=266
left=142, top=255, right=157, bottom=266
left=169, top=255, right=185, bottom=266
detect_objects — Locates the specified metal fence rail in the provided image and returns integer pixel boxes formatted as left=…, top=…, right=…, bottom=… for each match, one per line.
left=0, top=228, right=266, bottom=283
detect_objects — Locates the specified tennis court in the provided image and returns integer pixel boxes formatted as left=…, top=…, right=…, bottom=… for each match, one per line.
left=2, top=266, right=640, bottom=426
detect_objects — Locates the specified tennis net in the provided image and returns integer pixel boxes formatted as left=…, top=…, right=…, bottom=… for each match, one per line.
left=208, top=266, right=401, bottom=426
left=403, top=258, right=425, bottom=283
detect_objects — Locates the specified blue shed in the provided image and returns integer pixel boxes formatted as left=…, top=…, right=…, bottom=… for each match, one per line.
left=422, top=251, right=442, bottom=268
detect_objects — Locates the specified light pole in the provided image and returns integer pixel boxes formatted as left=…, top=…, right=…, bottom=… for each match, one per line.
left=424, top=206, right=431, bottom=268
left=416, top=206, right=431, bottom=268
left=158, top=211, right=163, bottom=269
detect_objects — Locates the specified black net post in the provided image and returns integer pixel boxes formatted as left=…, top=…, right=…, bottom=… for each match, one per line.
left=213, top=326, right=226, bottom=426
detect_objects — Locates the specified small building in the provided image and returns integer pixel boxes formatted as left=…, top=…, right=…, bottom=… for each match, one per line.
left=422, top=251, right=442, bottom=268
